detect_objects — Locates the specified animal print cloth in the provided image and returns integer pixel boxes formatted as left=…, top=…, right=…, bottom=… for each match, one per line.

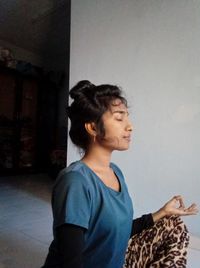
left=124, top=216, right=190, bottom=268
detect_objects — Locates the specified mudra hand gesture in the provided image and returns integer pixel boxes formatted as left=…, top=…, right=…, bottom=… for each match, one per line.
left=152, top=195, right=198, bottom=222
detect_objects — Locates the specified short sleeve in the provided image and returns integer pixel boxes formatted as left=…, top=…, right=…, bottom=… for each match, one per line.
left=52, top=171, right=91, bottom=230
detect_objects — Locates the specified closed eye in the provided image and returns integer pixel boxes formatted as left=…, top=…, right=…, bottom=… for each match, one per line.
left=113, top=110, right=129, bottom=116
left=113, top=110, right=129, bottom=121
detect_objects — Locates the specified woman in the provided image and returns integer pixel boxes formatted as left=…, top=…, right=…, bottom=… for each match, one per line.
left=42, top=80, right=198, bottom=268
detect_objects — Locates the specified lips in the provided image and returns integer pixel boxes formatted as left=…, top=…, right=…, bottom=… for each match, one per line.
left=123, top=136, right=131, bottom=142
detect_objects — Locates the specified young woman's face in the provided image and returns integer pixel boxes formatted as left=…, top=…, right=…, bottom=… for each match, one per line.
left=98, top=99, right=133, bottom=152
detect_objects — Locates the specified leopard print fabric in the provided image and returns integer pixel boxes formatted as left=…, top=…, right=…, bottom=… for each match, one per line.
left=124, top=216, right=189, bottom=268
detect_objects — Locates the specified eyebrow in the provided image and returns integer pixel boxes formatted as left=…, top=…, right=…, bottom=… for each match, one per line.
left=112, top=110, right=129, bottom=116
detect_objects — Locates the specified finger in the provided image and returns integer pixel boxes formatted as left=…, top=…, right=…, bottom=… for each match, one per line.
left=185, top=204, right=199, bottom=213
left=173, top=195, right=185, bottom=209
left=183, top=207, right=199, bottom=215
left=184, top=210, right=198, bottom=215
left=185, top=203, right=197, bottom=210
left=176, top=209, right=196, bottom=216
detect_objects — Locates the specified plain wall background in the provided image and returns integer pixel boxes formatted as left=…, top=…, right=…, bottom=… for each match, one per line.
left=68, top=0, right=200, bottom=236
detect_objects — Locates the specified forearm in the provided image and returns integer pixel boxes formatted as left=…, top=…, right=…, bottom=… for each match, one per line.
left=56, top=224, right=85, bottom=268
left=152, top=208, right=167, bottom=223
left=131, top=213, right=154, bottom=236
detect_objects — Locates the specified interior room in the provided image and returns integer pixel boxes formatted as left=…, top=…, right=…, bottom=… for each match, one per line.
left=0, top=0, right=70, bottom=267
left=0, top=0, right=199, bottom=267
left=0, top=0, right=70, bottom=176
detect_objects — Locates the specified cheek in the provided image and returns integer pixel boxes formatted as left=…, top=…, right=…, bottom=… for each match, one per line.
left=102, top=131, right=121, bottom=145
left=101, top=121, right=123, bottom=143
left=106, top=136, right=119, bottom=143
left=103, top=127, right=117, bottom=139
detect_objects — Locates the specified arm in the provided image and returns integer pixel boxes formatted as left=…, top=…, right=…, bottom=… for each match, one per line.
left=131, top=196, right=198, bottom=237
left=56, top=224, right=85, bottom=268
left=131, top=213, right=154, bottom=236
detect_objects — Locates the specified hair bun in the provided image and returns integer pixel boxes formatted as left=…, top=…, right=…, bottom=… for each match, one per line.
left=70, top=80, right=95, bottom=100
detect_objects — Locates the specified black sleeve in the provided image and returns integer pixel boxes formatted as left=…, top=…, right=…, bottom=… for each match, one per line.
left=56, top=223, right=85, bottom=268
left=131, top=213, right=154, bottom=237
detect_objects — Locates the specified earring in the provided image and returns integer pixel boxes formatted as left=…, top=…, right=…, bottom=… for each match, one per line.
left=93, top=135, right=96, bottom=143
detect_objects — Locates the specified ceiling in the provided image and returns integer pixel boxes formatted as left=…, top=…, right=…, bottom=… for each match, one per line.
left=0, top=0, right=70, bottom=67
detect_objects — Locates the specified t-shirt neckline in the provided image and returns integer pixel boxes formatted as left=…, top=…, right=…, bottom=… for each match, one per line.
left=78, top=160, right=122, bottom=194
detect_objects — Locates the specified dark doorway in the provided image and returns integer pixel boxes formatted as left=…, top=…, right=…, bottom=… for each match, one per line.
left=0, top=0, right=71, bottom=177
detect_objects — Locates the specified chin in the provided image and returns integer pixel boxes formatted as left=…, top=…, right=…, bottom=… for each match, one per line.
left=117, top=146, right=130, bottom=151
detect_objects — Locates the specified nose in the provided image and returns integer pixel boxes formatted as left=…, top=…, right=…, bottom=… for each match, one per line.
left=126, top=120, right=133, bottom=132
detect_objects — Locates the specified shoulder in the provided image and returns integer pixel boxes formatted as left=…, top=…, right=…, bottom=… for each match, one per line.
left=53, top=161, right=92, bottom=189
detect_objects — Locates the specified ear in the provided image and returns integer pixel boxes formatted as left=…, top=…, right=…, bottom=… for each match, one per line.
left=84, top=122, right=97, bottom=136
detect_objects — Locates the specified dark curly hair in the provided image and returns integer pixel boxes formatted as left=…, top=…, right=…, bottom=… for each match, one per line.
left=67, top=80, right=127, bottom=152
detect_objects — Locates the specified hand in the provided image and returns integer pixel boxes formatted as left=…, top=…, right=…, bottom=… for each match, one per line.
left=161, top=195, right=198, bottom=216
left=152, top=195, right=199, bottom=222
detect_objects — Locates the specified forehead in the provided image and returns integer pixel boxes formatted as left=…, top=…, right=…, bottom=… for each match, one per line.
left=109, top=99, right=128, bottom=112
left=102, top=99, right=128, bottom=120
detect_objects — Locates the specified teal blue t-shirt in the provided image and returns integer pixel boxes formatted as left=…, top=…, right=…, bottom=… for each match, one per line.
left=52, top=161, right=133, bottom=268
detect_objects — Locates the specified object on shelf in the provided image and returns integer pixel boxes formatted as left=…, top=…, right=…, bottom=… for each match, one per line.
left=0, top=46, right=16, bottom=68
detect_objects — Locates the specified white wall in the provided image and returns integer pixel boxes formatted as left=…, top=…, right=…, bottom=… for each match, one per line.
left=69, top=0, right=200, bottom=236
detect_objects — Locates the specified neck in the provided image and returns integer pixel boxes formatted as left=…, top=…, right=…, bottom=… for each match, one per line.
left=81, top=144, right=112, bottom=170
